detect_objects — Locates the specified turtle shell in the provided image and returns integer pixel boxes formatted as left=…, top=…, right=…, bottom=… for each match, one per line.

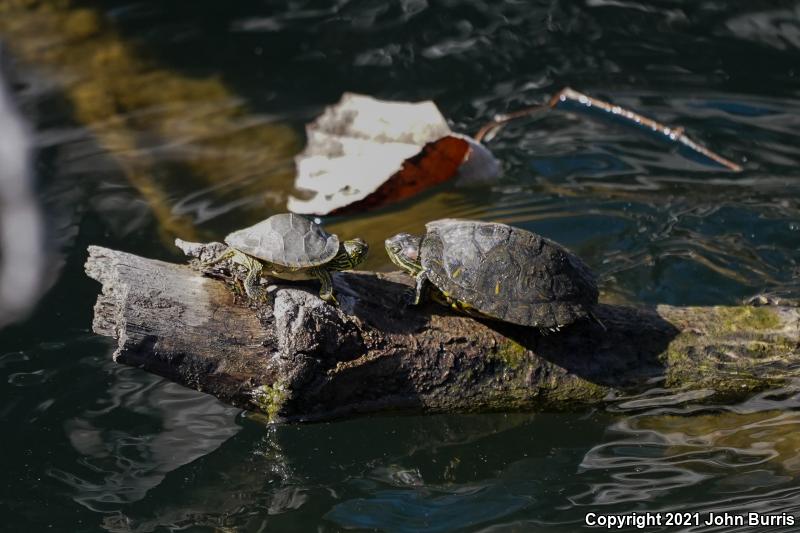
left=421, top=219, right=598, bottom=328
left=225, top=213, right=340, bottom=268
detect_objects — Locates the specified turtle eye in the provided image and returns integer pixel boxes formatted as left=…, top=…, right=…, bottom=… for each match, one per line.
left=385, top=239, right=401, bottom=254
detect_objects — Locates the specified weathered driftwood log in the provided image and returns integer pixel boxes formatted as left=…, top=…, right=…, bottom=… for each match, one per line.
left=85, top=244, right=800, bottom=423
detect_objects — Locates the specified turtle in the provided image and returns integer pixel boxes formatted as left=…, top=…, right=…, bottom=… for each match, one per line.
left=203, top=213, right=368, bottom=305
left=384, top=219, right=598, bottom=330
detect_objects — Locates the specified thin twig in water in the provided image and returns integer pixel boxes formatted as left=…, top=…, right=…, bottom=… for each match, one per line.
left=474, top=104, right=549, bottom=143
left=474, top=87, right=743, bottom=172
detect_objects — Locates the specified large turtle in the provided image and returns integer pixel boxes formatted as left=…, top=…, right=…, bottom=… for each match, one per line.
left=385, top=219, right=598, bottom=330
left=204, top=213, right=368, bottom=305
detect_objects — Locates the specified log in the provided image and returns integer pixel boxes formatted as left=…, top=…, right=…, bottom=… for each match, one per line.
left=85, top=244, right=800, bottom=423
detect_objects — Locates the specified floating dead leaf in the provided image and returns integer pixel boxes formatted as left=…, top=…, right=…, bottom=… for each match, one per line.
left=328, top=135, right=469, bottom=215
left=288, top=93, right=500, bottom=216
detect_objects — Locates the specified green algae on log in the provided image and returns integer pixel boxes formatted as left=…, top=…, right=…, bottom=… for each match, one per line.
left=85, top=244, right=800, bottom=423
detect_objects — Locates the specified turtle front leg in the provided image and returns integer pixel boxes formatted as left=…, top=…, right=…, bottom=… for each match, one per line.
left=412, top=272, right=431, bottom=305
left=313, top=268, right=338, bottom=306
left=242, top=257, right=266, bottom=302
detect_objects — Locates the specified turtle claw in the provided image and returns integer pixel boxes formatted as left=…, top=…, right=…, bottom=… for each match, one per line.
left=321, top=293, right=340, bottom=307
left=231, top=280, right=245, bottom=297
left=258, top=288, right=274, bottom=306
left=243, top=285, right=270, bottom=306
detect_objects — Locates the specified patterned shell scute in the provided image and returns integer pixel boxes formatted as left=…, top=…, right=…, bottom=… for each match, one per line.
left=421, top=219, right=598, bottom=328
left=224, top=213, right=340, bottom=267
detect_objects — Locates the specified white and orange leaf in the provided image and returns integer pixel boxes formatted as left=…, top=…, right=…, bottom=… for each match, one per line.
left=288, top=93, right=500, bottom=215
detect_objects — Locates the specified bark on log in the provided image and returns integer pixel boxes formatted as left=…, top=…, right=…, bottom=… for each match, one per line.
left=85, top=244, right=800, bottom=423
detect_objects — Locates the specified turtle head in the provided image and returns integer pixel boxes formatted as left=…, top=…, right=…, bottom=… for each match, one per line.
left=385, top=233, right=423, bottom=275
left=335, top=237, right=368, bottom=269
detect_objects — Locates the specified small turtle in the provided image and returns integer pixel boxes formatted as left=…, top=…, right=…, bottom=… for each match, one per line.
left=204, top=213, right=368, bottom=305
left=385, top=219, right=598, bottom=330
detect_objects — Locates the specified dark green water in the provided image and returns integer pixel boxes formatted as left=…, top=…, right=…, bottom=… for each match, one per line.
left=2, top=1, right=800, bottom=531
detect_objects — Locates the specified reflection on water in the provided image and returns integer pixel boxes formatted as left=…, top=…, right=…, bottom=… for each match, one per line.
left=0, top=0, right=799, bottom=531
left=566, top=389, right=800, bottom=532
left=0, top=0, right=301, bottom=242
left=52, top=401, right=800, bottom=532
left=50, top=363, right=239, bottom=512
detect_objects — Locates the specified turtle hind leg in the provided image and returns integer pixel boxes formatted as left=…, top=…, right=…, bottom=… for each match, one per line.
left=201, top=248, right=268, bottom=304
left=313, top=268, right=338, bottom=306
left=744, top=292, right=800, bottom=307
left=201, top=247, right=236, bottom=269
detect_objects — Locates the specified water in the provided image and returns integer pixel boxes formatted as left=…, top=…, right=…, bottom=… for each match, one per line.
left=1, top=0, right=799, bottom=531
